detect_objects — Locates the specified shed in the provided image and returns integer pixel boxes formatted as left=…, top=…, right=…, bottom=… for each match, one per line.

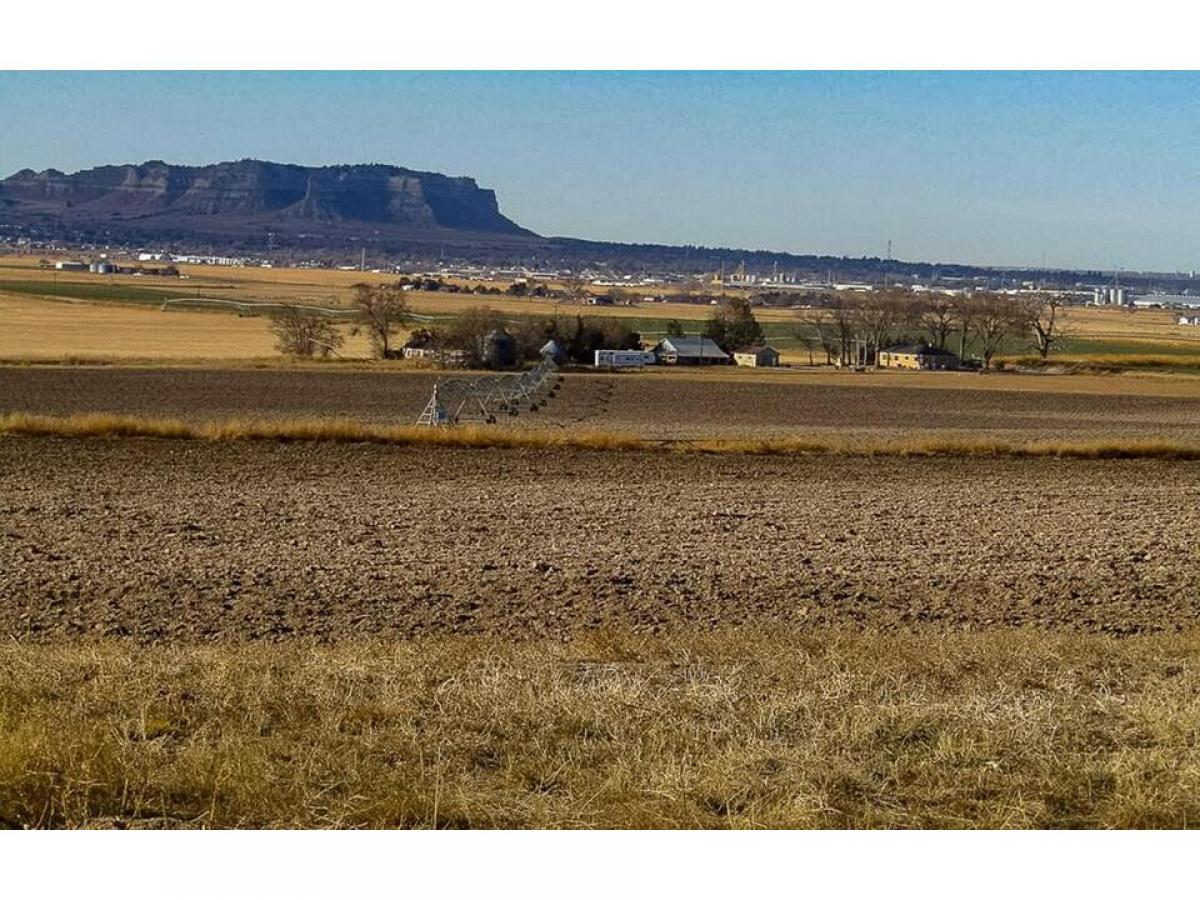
left=733, top=345, right=781, bottom=367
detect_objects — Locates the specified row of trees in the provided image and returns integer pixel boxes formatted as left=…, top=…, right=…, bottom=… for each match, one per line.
left=428, top=309, right=641, bottom=367
left=269, top=287, right=641, bottom=368
left=794, top=290, right=1070, bottom=369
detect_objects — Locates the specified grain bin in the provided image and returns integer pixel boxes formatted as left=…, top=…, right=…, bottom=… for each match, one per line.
left=483, top=329, right=518, bottom=369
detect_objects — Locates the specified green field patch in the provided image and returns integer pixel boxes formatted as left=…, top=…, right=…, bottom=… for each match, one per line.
left=0, top=279, right=217, bottom=305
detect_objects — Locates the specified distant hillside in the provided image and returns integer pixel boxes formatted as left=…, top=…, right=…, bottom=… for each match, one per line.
left=0, top=159, right=536, bottom=241
left=4, top=158, right=1198, bottom=290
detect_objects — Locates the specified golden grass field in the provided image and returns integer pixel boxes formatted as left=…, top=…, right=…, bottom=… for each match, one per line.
left=9, top=254, right=1200, bottom=360
left=0, top=292, right=329, bottom=361
left=2, top=631, right=1198, bottom=828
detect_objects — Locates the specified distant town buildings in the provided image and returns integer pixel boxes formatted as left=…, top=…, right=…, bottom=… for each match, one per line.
left=1136, top=293, right=1200, bottom=309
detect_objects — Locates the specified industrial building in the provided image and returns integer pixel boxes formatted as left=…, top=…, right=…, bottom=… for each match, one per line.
left=651, top=336, right=730, bottom=365
left=1136, top=294, right=1200, bottom=309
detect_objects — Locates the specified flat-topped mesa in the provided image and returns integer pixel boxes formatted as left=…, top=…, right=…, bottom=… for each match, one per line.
left=0, top=159, right=533, bottom=236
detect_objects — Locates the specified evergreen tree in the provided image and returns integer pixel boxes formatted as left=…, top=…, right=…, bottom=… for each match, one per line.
left=705, top=296, right=763, bottom=352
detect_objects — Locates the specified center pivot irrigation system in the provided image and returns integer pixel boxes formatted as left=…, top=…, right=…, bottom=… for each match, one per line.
left=416, top=355, right=562, bottom=426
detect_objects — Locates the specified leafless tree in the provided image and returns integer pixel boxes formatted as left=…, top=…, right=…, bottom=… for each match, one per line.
left=560, top=274, right=591, bottom=305
left=973, top=293, right=1024, bottom=370
left=793, top=308, right=838, bottom=365
left=916, top=293, right=957, bottom=350
left=951, top=294, right=980, bottom=360
left=353, top=282, right=409, bottom=358
left=270, top=305, right=345, bottom=358
left=826, top=299, right=859, bottom=366
left=1020, top=293, right=1072, bottom=360
left=854, top=289, right=906, bottom=366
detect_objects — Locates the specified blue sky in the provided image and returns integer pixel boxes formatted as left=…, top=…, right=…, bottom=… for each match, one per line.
left=1, top=71, right=1197, bottom=271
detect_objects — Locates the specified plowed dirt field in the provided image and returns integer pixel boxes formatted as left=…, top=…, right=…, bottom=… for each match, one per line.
left=3, top=437, right=1197, bottom=641
left=3, top=365, right=1199, bottom=441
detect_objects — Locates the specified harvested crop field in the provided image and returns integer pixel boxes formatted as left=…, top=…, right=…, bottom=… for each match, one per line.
left=2, top=365, right=1199, bottom=441
left=3, top=437, right=1199, bottom=641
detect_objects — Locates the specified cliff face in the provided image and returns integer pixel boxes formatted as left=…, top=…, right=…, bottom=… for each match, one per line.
left=0, top=159, right=532, bottom=236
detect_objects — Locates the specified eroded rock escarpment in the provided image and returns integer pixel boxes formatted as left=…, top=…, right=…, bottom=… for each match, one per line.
left=0, top=159, right=532, bottom=236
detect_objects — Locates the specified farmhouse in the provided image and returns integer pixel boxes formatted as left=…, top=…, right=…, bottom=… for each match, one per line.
left=733, top=345, right=780, bottom=367
left=651, top=336, right=730, bottom=365
left=877, top=343, right=959, bottom=370
left=1179, top=315, right=1200, bottom=326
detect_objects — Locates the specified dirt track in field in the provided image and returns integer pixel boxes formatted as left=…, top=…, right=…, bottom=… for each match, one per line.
left=3, top=437, right=1198, bottom=641
left=2, top=365, right=1198, bottom=441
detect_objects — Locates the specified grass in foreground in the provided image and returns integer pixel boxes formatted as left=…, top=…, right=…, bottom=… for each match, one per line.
left=0, top=630, right=1197, bottom=829
left=4, top=410, right=1200, bottom=460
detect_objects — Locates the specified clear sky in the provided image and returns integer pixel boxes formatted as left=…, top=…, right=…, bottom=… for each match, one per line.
left=1, top=71, right=1197, bottom=271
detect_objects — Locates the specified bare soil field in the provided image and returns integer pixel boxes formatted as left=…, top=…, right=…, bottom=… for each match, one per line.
left=3, top=438, right=1198, bottom=641
left=0, top=366, right=440, bottom=424
left=556, top=370, right=1200, bottom=440
left=3, top=365, right=1198, bottom=442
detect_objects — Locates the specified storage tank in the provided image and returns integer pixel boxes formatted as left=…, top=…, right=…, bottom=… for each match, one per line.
left=540, top=339, right=566, bottom=364
left=483, top=329, right=517, bottom=369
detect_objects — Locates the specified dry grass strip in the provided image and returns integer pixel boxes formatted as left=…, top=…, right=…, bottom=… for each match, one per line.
left=1, top=630, right=1198, bottom=829
left=4, top=411, right=1200, bottom=460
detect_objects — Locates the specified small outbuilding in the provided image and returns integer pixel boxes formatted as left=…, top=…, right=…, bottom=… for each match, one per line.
left=400, top=329, right=438, bottom=360
left=651, top=336, right=730, bottom=365
left=877, top=343, right=960, bottom=370
left=733, top=345, right=781, bottom=367
left=595, top=349, right=655, bottom=369
left=1179, top=315, right=1200, bottom=326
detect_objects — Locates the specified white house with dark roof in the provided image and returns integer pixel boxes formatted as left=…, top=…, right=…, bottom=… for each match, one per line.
left=651, top=336, right=730, bottom=365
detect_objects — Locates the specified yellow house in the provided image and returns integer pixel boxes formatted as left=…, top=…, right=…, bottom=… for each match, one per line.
left=877, top=343, right=959, bottom=370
